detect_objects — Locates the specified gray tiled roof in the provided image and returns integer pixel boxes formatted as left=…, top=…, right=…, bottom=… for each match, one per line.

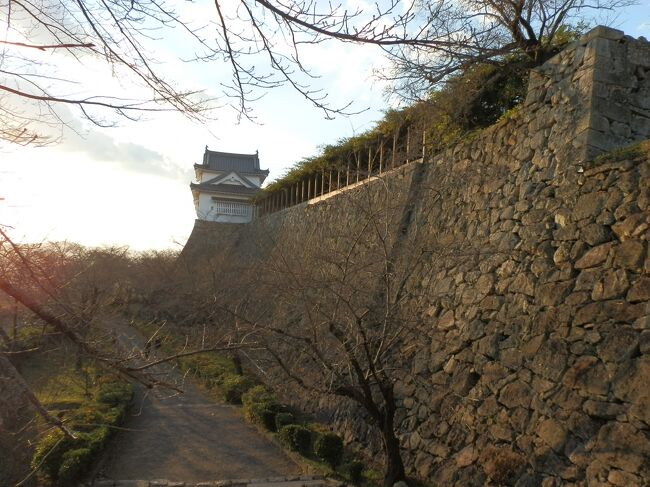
left=196, top=149, right=269, bottom=175
left=190, top=182, right=261, bottom=196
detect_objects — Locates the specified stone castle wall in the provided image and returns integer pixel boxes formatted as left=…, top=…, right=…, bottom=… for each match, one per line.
left=182, top=27, right=650, bottom=486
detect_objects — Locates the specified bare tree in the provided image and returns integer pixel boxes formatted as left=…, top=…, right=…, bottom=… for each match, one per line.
left=212, top=173, right=440, bottom=486
left=376, top=0, right=614, bottom=101
left=0, top=229, right=250, bottom=401
left=1, top=0, right=632, bottom=144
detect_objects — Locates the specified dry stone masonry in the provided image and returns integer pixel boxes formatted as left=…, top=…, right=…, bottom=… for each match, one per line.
left=183, top=27, right=650, bottom=486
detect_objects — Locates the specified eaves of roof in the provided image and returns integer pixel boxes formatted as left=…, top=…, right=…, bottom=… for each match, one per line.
left=194, top=164, right=270, bottom=176
left=190, top=182, right=260, bottom=196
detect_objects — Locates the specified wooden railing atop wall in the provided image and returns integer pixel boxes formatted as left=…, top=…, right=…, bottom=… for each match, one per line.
left=255, top=124, right=429, bottom=218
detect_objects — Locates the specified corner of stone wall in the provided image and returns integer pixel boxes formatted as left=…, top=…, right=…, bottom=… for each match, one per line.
left=524, top=26, right=650, bottom=166
left=578, top=26, right=650, bottom=159
left=179, top=219, right=244, bottom=265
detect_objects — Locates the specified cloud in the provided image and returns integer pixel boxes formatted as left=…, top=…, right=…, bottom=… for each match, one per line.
left=59, top=118, right=191, bottom=181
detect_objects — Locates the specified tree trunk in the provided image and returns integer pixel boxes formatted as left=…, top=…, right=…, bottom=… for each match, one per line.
left=380, top=412, right=406, bottom=487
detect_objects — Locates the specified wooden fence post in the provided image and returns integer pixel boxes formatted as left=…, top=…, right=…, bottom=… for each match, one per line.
left=392, top=131, right=397, bottom=168
left=406, top=125, right=411, bottom=163
left=422, top=129, right=426, bottom=160
left=356, top=152, right=360, bottom=183
left=346, top=160, right=350, bottom=186
left=367, top=146, right=372, bottom=179
left=379, top=140, right=384, bottom=174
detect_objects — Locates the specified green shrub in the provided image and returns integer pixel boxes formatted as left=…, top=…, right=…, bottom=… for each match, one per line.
left=260, top=409, right=277, bottom=432
left=70, top=404, right=112, bottom=431
left=221, top=374, right=255, bottom=404
left=242, top=386, right=280, bottom=424
left=82, top=426, right=111, bottom=454
left=31, top=430, right=75, bottom=480
left=314, top=433, right=343, bottom=468
left=95, top=382, right=133, bottom=407
left=57, top=448, right=92, bottom=486
left=279, top=425, right=311, bottom=455
left=242, top=385, right=276, bottom=407
left=347, top=461, right=364, bottom=484
left=32, top=378, right=131, bottom=485
left=275, top=412, right=295, bottom=430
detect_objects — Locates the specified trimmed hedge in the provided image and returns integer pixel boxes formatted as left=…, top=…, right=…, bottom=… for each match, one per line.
left=221, top=374, right=255, bottom=404
left=275, top=412, right=295, bottom=431
left=242, top=386, right=280, bottom=425
left=95, top=382, right=133, bottom=407
left=314, top=433, right=344, bottom=468
left=57, top=448, right=92, bottom=486
left=278, top=424, right=311, bottom=455
left=31, top=381, right=133, bottom=486
left=347, top=461, right=364, bottom=484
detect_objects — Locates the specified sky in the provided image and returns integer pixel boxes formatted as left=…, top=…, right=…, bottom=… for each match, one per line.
left=1, top=2, right=649, bottom=251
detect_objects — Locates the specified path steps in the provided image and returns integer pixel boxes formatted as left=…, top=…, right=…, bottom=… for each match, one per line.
left=91, top=474, right=343, bottom=487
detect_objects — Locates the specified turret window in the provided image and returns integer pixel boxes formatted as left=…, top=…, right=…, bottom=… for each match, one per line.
left=214, top=201, right=251, bottom=216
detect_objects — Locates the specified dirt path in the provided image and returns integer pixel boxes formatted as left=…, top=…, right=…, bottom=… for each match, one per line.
left=96, top=323, right=299, bottom=482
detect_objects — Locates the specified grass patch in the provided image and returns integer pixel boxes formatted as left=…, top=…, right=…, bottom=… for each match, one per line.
left=17, top=342, right=133, bottom=486
left=592, top=140, right=650, bottom=165
left=30, top=376, right=133, bottom=486
left=130, top=320, right=241, bottom=402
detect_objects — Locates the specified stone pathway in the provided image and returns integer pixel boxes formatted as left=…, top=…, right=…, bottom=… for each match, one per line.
left=92, top=474, right=333, bottom=487
left=95, top=323, right=299, bottom=484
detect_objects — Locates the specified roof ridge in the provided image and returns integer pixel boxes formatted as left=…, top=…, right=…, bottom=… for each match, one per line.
left=206, top=149, right=258, bottom=158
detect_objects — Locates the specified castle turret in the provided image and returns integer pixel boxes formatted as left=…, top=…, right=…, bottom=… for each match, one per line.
left=190, top=147, right=269, bottom=223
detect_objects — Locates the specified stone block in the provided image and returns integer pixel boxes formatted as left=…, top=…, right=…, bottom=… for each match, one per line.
left=592, top=269, right=630, bottom=300
left=583, top=399, right=627, bottom=419
left=581, top=26, right=625, bottom=42
left=575, top=242, right=612, bottom=268
left=536, top=281, right=573, bottom=306
left=629, top=42, right=650, bottom=68
left=537, top=418, right=567, bottom=452
left=627, top=277, right=650, bottom=303
left=574, top=191, right=608, bottom=220
left=499, top=380, right=533, bottom=408
left=614, top=240, right=646, bottom=269
left=562, top=355, right=609, bottom=395
left=640, top=330, right=650, bottom=353
left=598, top=328, right=639, bottom=363
left=607, top=469, right=644, bottom=487
left=612, top=213, right=647, bottom=240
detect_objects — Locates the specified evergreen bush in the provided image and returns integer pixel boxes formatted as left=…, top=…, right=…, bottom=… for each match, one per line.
left=278, top=424, right=311, bottom=455
left=242, top=386, right=280, bottom=424
left=31, top=381, right=132, bottom=486
left=261, top=409, right=278, bottom=432
left=347, top=461, right=364, bottom=484
left=221, top=374, right=255, bottom=404
left=275, top=412, right=295, bottom=430
left=95, top=382, right=133, bottom=407
left=314, top=433, right=343, bottom=468
left=57, top=448, right=92, bottom=486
